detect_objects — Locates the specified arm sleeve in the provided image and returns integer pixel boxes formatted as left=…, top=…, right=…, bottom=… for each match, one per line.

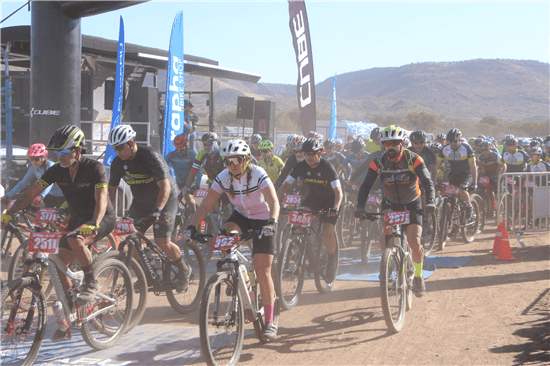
left=350, top=158, right=370, bottom=184
left=357, top=163, right=379, bottom=209
left=7, top=167, right=38, bottom=197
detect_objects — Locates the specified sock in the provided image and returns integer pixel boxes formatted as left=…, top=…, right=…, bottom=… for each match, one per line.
left=82, top=264, right=94, bottom=282
left=265, top=304, right=274, bottom=324
left=414, top=261, right=423, bottom=278
left=175, top=256, right=189, bottom=273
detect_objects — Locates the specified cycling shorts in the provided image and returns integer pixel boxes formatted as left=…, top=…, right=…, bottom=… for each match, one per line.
left=59, top=213, right=116, bottom=251
left=129, top=195, right=178, bottom=239
left=449, top=172, right=472, bottom=188
left=302, top=196, right=338, bottom=225
left=226, top=210, right=275, bottom=256
left=381, top=198, right=423, bottom=228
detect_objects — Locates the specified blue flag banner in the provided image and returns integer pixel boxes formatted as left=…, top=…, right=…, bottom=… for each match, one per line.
left=104, top=16, right=125, bottom=167
left=163, top=11, right=185, bottom=156
left=330, top=74, right=337, bottom=139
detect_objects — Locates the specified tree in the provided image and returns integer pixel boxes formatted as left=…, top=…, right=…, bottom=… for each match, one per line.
left=406, top=112, right=439, bottom=131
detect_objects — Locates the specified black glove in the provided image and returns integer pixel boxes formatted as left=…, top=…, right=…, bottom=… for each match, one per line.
left=354, top=208, right=366, bottom=218
left=328, top=208, right=339, bottom=217
left=468, top=184, right=477, bottom=192
left=147, top=206, right=162, bottom=223
left=424, top=203, right=436, bottom=214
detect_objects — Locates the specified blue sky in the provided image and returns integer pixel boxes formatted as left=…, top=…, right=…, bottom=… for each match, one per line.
left=2, top=1, right=549, bottom=85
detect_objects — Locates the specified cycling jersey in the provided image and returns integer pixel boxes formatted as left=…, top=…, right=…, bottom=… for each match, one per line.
left=258, top=155, right=284, bottom=183
left=250, top=146, right=262, bottom=161
left=350, top=150, right=383, bottom=190
left=321, top=151, right=349, bottom=172
left=7, top=160, right=64, bottom=199
left=38, top=157, right=114, bottom=223
left=109, top=145, right=178, bottom=206
left=285, top=159, right=340, bottom=205
left=414, top=146, right=437, bottom=168
left=279, top=148, right=292, bottom=162
left=211, top=164, right=273, bottom=220
left=502, top=148, right=530, bottom=173
left=364, top=140, right=381, bottom=154
left=342, top=151, right=370, bottom=172
left=528, top=160, right=550, bottom=173
left=191, top=147, right=225, bottom=182
left=477, top=151, right=504, bottom=177
left=437, top=143, right=476, bottom=175
left=357, top=149, right=434, bottom=208
left=164, top=149, right=196, bottom=188
left=275, top=154, right=303, bottom=188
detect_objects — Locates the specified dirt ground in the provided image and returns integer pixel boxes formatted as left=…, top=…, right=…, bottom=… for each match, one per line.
left=189, top=222, right=550, bottom=366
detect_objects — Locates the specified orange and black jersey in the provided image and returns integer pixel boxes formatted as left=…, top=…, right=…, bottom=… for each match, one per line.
left=357, top=149, right=434, bottom=208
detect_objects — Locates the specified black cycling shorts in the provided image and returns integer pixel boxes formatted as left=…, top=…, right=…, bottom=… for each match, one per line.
left=381, top=198, right=423, bottom=228
left=448, top=172, right=472, bottom=188
left=302, top=196, right=339, bottom=225
left=59, top=213, right=116, bottom=251
left=129, top=195, right=178, bottom=239
left=226, top=210, right=275, bottom=256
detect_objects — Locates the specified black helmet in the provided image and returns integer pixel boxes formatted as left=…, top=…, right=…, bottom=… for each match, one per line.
left=301, top=138, right=323, bottom=152
left=446, top=129, right=462, bottom=142
left=370, top=127, right=381, bottom=141
left=410, top=130, right=426, bottom=142
left=201, top=132, right=218, bottom=142
left=350, top=137, right=366, bottom=153
left=184, top=100, right=193, bottom=108
left=47, top=125, right=85, bottom=151
left=480, top=140, right=491, bottom=151
left=429, top=142, right=443, bottom=152
left=504, top=137, right=518, bottom=147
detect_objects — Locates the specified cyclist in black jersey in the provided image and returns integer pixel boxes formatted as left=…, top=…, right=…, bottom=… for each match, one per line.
left=1, top=125, right=116, bottom=311
left=321, top=139, right=349, bottom=175
left=274, top=135, right=307, bottom=192
left=106, top=124, right=191, bottom=292
left=277, top=138, right=343, bottom=283
left=185, top=132, right=225, bottom=188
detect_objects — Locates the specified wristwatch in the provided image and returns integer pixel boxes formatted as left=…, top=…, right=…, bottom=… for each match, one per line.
left=267, top=218, right=277, bottom=225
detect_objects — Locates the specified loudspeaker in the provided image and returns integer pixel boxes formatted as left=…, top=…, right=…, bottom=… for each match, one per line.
left=129, top=86, right=160, bottom=134
left=236, top=96, right=254, bottom=120
left=253, top=100, right=275, bottom=141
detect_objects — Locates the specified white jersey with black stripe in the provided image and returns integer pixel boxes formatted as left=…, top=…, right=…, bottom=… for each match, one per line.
left=211, top=164, right=273, bottom=220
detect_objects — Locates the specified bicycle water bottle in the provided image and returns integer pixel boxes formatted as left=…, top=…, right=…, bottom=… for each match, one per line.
left=239, top=264, right=251, bottom=294
left=52, top=300, right=69, bottom=332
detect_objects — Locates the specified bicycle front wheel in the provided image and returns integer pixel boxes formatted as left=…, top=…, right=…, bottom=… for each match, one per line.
left=8, top=243, right=54, bottom=302
left=1, top=277, right=47, bottom=366
left=313, top=233, right=339, bottom=294
left=438, top=201, right=452, bottom=251
left=461, top=198, right=480, bottom=243
left=1, top=228, right=24, bottom=259
left=277, top=236, right=306, bottom=310
left=421, top=211, right=437, bottom=257
left=380, top=245, right=406, bottom=333
left=80, top=258, right=133, bottom=350
left=200, top=272, right=245, bottom=366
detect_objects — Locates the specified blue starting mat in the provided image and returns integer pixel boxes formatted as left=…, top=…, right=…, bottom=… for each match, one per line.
left=424, top=256, right=473, bottom=268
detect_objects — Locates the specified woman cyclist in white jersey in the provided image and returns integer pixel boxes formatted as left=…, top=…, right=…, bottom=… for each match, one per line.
left=183, top=139, right=280, bottom=340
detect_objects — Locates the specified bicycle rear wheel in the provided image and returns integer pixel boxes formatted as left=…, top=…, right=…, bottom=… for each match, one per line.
left=380, top=245, right=406, bottom=333
left=80, top=258, right=133, bottom=350
left=471, top=193, right=486, bottom=233
left=277, top=236, right=306, bottom=310
left=1, top=228, right=24, bottom=259
left=1, top=277, right=47, bottom=366
left=166, top=241, right=206, bottom=313
left=200, top=272, right=245, bottom=366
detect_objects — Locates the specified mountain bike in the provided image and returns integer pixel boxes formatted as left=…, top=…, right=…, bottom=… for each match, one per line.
left=277, top=207, right=340, bottom=310
left=1, top=224, right=133, bottom=365
left=340, top=184, right=360, bottom=248
left=196, top=229, right=281, bottom=366
left=358, top=210, right=416, bottom=333
left=437, top=184, right=481, bottom=250
left=276, top=193, right=303, bottom=262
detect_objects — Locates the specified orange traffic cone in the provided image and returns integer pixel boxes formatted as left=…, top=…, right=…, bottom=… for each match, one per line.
left=491, top=221, right=504, bottom=255
left=496, top=224, right=515, bottom=261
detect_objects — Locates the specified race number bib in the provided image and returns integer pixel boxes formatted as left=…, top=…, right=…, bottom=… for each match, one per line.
left=385, top=211, right=410, bottom=226
left=283, top=194, right=302, bottom=205
left=443, top=185, right=460, bottom=196
left=194, top=189, right=209, bottom=198
left=212, top=235, right=238, bottom=251
left=523, top=180, right=535, bottom=188
left=367, top=194, right=379, bottom=204
left=478, top=176, right=489, bottom=184
left=28, top=232, right=59, bottom=254
left=288, top=210, right=312, bottom=227
left=34, top=208, right=58, bottom=224
left=112, top=219, right=136, bottom=236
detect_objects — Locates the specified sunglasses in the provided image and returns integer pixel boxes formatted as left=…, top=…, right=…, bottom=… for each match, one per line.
left=383, top=141, right=400, bottom=147
left=305, top=152, right=318, bottom=157
left=29, top=157, right=41, bottom=162
left=55, top=148, right=74, bottom=156
left=113, top=144, right=127, bottom=152
left=413, top=141, right=426, bottom=145
left=203, top=142, right=214, bottom=147
left=224, top=156, right=244, bottom=166
left=176, top=146, right=188, bottom=151
left=260, top=149, right=271, bottom=153
left=448, top=140, right=458, bottom=143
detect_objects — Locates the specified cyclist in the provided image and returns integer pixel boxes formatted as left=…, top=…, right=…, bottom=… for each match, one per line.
left=355, top=126, right=435, bottom=297
left=106, top=124, right=191, bottom=292
left=544, top=138, right=550, bottom=163
left=343, top=134, right=356, bottom=156
left=527, top=146, right=550, bottom=178
left=436, top=133, right=446, bottom=145
left=183, top=139, right=280, bottom=340
left=409, top=130, right=437, bottom=183
left=436, top=128, right=477, bottom=217
left=277, top=138, right=343, bottom=284
left=257, top=140, right=285, bottom=184
left=477, top=139, right=506, bottom=190
left=502, top=136, right=530, bottom=173
left=279, top=134, right=297, bottom=162
left=184, top=100, right=198, bottom=152
left=274, top=135, right=306, bottom=190
left=250, top=133, right=263, bottom=160
left=1, top=126, right=116, bottom=315
left=334, top=138, right=344, bottom=154
left=365, top=127, right=382, bottom=154
left=322, top=139, right=349, bottom=175
left=164, top=133, right=200, bottom=211
left=337, top=137, right=370, bottom=180
left=2, top=143, right=65, bottom=208
left=184, top=132, right=225, bottom=189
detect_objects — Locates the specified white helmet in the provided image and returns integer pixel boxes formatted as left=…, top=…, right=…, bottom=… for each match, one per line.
left=380, top=125, right=407, bottom=142
left=221, top=139, right=251, bottom=157
left=108, top=124, right=136, bottom=147
left=250, top=134, right=262, bottom=144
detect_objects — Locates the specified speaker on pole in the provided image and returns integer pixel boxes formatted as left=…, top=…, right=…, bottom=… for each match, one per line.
left=236, top=96, right=254, bottom=120
left=253, top=100, right=276, bottom=141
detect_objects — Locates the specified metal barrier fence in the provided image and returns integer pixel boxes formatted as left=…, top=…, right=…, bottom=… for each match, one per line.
left=497, top=172, right=550, bottom=247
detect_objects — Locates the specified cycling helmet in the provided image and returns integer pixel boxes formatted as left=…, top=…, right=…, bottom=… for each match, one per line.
left=27, top=143, right=48, bottom=157
left=173, top=134, right=188, bottom=149
left=350, top=137, right=366, bottom=153
left=380, top=125, right=406, bottom=142
left=301, top=138, right=323, bottom=152
left=221, top=139, right=250, bottom=157
left=47, top=125, right=85, bottom=151
left=250, top=134, right=262, bottom=144
left=430, top=142, right=443, bottom=152
left=522, top=139, right=531, bottom=148
left=410, top=130, right=427, bottom=142
left=480, top=140, right=492, bottom=151
left=504, top=137, right=518, bottom=147
left=436, top=133, right=446, bottom=141
left=370, top=127, right=382, bottom=141
left=108, top=124, right=136, bottom=147
left=473, top=138, right=485, bottom=147
left=258, top=140, right=274, bottom=150
left=317, top=133, right=324, bottom=140
left=446, top=128, right=462, bottom=142
left=201, top=132, right=218, bottom=142
left=290, top=135, right=305, bottom=150
left=335, top=138, right=343, bottom=146
left=307, top=131, right=318, bottom=138
left=323, top=139, right=337, bottom=149
left=501, top=134, right=514, bottom=144
left=528, top=147, right=542, bottom=156
left=286, top=134, right=298, bottom=145
left=347, top=134, right=355, bottom=142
